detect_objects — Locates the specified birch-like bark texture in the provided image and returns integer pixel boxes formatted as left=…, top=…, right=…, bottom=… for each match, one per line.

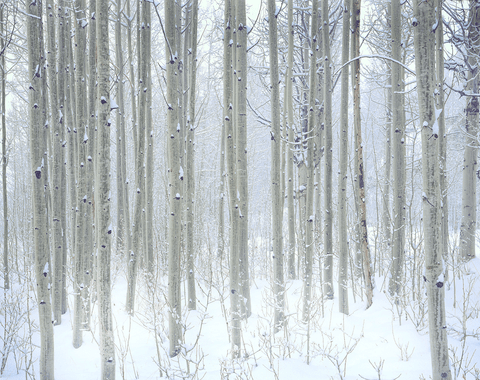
left=236, top=0, right=251, bottom=319
left=96, top=0, right=115, bottom=375
left=57, top=0, right=68, bottom=317
left=435, top=0, right=448, bottom=273
left=126, top=0, right=148, bottom=314
left=460, top=1, right=479, bottom=261
left=388, top=0, right=406, bottom=299
left=322, top=0, right=334, bottom=300
left=186, top=0, right=198, bottom=310
left=1, top=6, right=8, bottom=292
left=267, top=0, right=284, bottom=331
left=351, top=0, right=373, bottom=308
left=46, top=0, right=62, bottom=325
left=413, top=0, right=451, bottom=378
left=338, top=0, right=349, bottom=316
left=166, top=0, right=182, bottom=357
left=145, top=0, right=153, bottom=275
left=84, top=0, right=96, bottom=316
left=217, top=121, right=226, bottom=259
left=302, top=0, right=318, bottom=323
left=286, top=0, right=295, bottom=280
left=224, top=0, right=241, bottom=356
left=73, top=0, right=88, bottom=348
left=27, top=0, right=55, bottom=375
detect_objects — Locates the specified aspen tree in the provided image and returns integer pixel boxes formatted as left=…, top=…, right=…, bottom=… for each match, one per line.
left=166, top=0, right=182, bottom=356
left=286, top=0, right=296, bottom=280
left=338, top=0, right=349, bottom=315
left=267, top=0, right=284, bottom=330
left=27, top=0, right=55, bottom=374
left=73, top=0, right=88, bottom=348
left=388, top=0, right=406, bottom=300
left=351, top=0, right=373, bottom=307
left=218, top=125, right=226, bottom=260
left=322, top=0, right=334, bottom=300
left=460, top=1, right=479, bottom=261
left=186, top=0, right=198, bottom=310
left=302, top=0, right=318, bottom=322
left=46, top=0, right=63, bottom=324
left=236, top=0, right=251, bottom=318
left=96, top=0, right=115, bottom=375
left=435, top=0, right=448, bottom=272
left=1, top=5, right=8, bottom=292
left=224, top=0, right=241, bottom=356
left=413, top=0, right=451, bottom=377
left=126, top=0, right=148, bottom=314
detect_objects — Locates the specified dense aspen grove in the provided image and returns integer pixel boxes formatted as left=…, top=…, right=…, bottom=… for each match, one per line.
left=1, top=0, right=480, bottom=379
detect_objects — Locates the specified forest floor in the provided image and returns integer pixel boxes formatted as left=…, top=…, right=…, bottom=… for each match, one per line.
left=2, top=253, right=480, bottom=380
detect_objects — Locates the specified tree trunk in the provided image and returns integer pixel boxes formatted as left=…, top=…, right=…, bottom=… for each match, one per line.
left=166, top=0, right=182, bottom=357
left=322, top=0, right=333, bottom=300
left=1, top=6, right=8, bottom=292
left=388, top=0, right=406, bottom=301
left=27, top=0, right=55, bottom=375
left=351, top=0, right=373, bottom=308
left=413, top=0, right=451, bottom=378
left=338, top=0, right=349, bottom=315
left=460, top=1, right=480, bottom=261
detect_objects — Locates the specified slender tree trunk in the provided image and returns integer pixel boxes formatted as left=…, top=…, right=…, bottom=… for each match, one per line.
left=236, top=0, right=251, bottom=319
left=166, top=0, right=182, bottom=357
left=286, top=0, right=295, bottom=280
left=435, top=0, right=448, bottom=275
left=27, top=0, right=55, bottom=375
left=322, top=0, right=334, bottom=300
left=72, top=0, right=88, bottom=347
left=186, top=0, right=198, bottom=310
left=413, top=0, right=451, bottom=378
left=1, top=6, right=8, bottom=292
left=338, top=0, right=350, bottom=315
left=267, top=0, right=284, bottom=331
left=388, top=0, right=406, bottom=300
left=302, top=0, right=318, bottom=323
left=224, top=0, right=241, bottom=356
left=351, top=0, right=373, bottom=308
left=96, top=0, right=115, bottom=375
left=460, top=1, right=479, bottom=261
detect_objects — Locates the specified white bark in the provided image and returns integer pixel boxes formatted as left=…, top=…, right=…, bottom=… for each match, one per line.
left=338, top=0, right=349, bottom=315
left=27, top=0, right=55, bottom=375
left=388, top=0, right=406, bottom=300
left=413, top=0, right=451, bottom=378
left=267, top=0, right=284, bottom=331
left=1, top=6, right=8, bottom=292
left=322, top=0, right=333, bottom=300
left=166, top=0, right=182, bottom=357
left=96, top=0, right=115, bottom=376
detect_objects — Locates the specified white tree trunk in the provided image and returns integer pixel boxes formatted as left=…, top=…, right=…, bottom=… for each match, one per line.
left=1, top=6, right=8, bottom=292
left=338, top=0, right=349, bottom=315
left=27, top=0, right=55, bottom=375
left=413, top=0, right=451, bottom=378
left=166, top=0, right=182, bottom=357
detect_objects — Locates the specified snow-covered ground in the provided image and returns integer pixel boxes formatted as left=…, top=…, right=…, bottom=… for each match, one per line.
left=2, top=255, right=480, bottom=380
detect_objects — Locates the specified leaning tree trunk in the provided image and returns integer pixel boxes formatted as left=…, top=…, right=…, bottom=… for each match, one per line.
left=96, top=0, right=115, bottom=376
left=267, top=0, right=284, bottom=331
left=338, top=0, right=349, bottom=316
left=166, top=0, right=182, bottom=357
left=27, top=0, right=55, bottom=376
left=460, top=1, right=480, bottom=261
left=413, top=0, right=451, bottom=378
